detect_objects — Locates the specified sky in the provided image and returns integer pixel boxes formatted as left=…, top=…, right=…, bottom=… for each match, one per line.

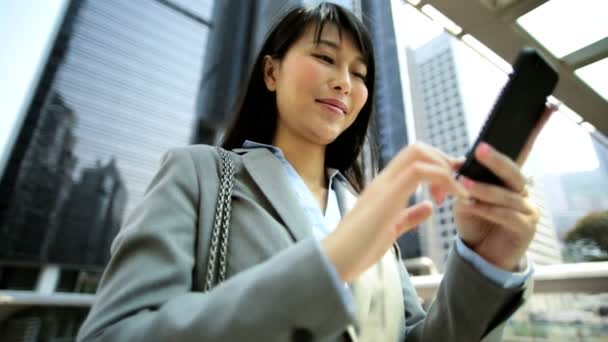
left=391, top=0, right=603, bottom=176
left=0, top=0, right=69, bottom=176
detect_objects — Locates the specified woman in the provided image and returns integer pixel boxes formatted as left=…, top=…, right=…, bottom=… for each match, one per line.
left=77, top=3, right=553, bottom=341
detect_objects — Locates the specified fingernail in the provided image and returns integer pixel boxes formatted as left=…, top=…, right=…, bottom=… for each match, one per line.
left=460, top=176, right=474, bottom=189
left=436, top=193, right=445, bottom=205
left=477, top=142, right=492, bottom=158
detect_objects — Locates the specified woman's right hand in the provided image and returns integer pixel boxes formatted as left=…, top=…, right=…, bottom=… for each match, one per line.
left=321, top=142, right=470, bottom=283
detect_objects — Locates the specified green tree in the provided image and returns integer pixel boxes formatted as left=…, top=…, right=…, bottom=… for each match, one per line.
left=564, top=211, right=608, bottom=262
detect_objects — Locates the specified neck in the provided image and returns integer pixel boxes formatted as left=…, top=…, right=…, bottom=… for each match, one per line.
left=273, top=127, right=327, bottom=191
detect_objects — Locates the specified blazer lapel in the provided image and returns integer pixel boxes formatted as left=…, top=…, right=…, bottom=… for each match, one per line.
left=235, top=148, right=313, bottom=242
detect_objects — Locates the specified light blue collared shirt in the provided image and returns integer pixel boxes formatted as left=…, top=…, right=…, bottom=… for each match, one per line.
left=240, top=140, right=532, bottom=291
left=455, top=238, right=532, bottom=288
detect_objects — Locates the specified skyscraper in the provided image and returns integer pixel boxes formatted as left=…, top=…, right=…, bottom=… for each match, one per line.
left=0, top=92, right=77, bottom=262
left=48, top=158, right=127, bottom=268
left=526, top=178, right=563, bottom=265
left=0, top=0, right=216, bottom=339
left=360, top=0, right=408, bottom=168
left=52, top=0, right=214, bottom=217
left=591, top=133, right=608, bottom=178
left=407, top=34, right=469, bottom=270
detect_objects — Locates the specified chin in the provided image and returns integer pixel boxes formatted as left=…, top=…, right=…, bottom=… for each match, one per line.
left=316, top=134, right=341, bottom=146
left=307, top=124, right=344, bottom=146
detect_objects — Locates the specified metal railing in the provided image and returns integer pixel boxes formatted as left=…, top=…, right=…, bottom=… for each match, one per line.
left=412, top=261, right=608, bottom=301
left=1, top=262, right=607, bottom=310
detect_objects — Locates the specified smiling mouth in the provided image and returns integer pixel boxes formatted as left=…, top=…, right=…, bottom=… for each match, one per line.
left=316, top=100, right=346, bottom=115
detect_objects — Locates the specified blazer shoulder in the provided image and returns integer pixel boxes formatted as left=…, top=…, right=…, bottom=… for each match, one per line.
left=161, top=144, right=223, bottom=170
left=167, top=144, right=219, bottom=160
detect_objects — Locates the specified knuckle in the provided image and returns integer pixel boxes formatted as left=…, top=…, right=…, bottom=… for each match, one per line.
left=410, top=142, right=426, bottom=156
left=531, top=206, right=541, bottom=222
left=525, top=199, right=539, bottom=216
left=411, top=142, right=427, bottom=150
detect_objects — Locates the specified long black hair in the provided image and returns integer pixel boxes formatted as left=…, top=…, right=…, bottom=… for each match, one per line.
left=221, top=2, right=379, bottom=193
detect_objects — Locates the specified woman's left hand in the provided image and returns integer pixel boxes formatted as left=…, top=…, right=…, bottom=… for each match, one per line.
left=452, top=105, right=557, bottom=271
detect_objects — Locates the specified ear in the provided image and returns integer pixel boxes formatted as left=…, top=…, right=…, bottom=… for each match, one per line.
left=263, top=55, right=280, bottom=92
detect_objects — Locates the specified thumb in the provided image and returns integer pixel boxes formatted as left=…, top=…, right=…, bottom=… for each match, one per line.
left=393, top=200, right=433, bottom=236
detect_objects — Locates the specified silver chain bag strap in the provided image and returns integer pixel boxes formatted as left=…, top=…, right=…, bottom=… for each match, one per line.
left=204, top=147, right=235, bottom=291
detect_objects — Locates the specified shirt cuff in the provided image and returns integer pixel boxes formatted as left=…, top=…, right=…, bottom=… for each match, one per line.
left=455, top=237, right=533, bottom=289
left=314, top=239, right=356, bottom=313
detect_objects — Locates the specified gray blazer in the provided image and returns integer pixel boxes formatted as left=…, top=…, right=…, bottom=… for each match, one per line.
left=77, top=145, right=531, bottom=342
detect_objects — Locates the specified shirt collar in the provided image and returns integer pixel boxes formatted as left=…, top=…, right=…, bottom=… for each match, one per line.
left=241, top=140, right=348, bottom=186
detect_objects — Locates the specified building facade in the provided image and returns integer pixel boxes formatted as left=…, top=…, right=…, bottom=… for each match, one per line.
left=0, top=0, right=215, bottom=338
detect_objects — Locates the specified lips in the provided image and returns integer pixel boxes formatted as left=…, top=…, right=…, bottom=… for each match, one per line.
left=316, top=98, right=347, bottom=114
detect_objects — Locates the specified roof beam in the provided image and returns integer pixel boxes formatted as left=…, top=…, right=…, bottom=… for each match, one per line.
left=496, top=0, right=549, bottom=22
left=562, top=37, right=608, bottom=69
left=421, top=0, right=608, bottom=136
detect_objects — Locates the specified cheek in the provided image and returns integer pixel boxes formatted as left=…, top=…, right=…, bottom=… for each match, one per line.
left=288, top=58, right=324, bottom=90
left=352, top=84, right=368, bottom=112
left=276, top=59, right=322, bottom=121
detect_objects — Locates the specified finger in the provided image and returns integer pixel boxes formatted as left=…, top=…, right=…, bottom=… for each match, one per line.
left=475, top=142, right=526, bottom=192
left=429, top=184, right=446, bottom=205
left=396, top=161, right=470, bottom=199
left=389, top=142, right=457, bottom=179
left=458, top=176, right=534, bottom=214
left=458, top=200, right=536, bottom=238
left=423, top=152, right=466, bottom=203
left=516, top=104, right=557, bottom=165
left=393, top=200, right=433, bottom=235
left=451, top=156, right=466, bottom=171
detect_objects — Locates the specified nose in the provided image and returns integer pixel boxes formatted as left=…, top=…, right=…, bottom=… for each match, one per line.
left=330, top=68, right=352, bottom=95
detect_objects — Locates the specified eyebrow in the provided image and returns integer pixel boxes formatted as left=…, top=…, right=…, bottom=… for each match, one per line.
left=317, top=39, right=367, bottom=66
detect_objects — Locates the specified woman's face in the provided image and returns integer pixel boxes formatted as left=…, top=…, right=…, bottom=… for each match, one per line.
left=264, top=23, right=369, bottom=146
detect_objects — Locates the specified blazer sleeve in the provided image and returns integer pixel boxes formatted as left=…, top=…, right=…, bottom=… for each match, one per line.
left=397, top=247, right=532, bottom=341
left=76, top=148, right=356, bottom=342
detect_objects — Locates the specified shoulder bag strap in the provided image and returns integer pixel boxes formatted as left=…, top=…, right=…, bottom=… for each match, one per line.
left=204, top=147, right=235, bottom=291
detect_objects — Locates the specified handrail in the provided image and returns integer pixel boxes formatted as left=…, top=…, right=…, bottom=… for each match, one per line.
left=1, top=262, right=607, bottom=307
left=0, top=291, right=95, bottom=307
left=411, top=261, right=608, bottom=301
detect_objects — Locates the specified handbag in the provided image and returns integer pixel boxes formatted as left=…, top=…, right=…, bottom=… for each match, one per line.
left=203, top=147, right=235, bottom=291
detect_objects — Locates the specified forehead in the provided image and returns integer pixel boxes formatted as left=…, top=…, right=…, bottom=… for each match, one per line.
left=299, top=23, right=363, bottom=55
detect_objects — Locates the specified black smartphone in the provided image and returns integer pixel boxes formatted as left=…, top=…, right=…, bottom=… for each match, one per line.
left=457, top=47, right=558, bottom=186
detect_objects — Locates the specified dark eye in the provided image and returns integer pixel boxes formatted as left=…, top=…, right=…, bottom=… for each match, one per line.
left=314, top=54, right=334, bottom=64
left=352, top=72, right=367, bottom=81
